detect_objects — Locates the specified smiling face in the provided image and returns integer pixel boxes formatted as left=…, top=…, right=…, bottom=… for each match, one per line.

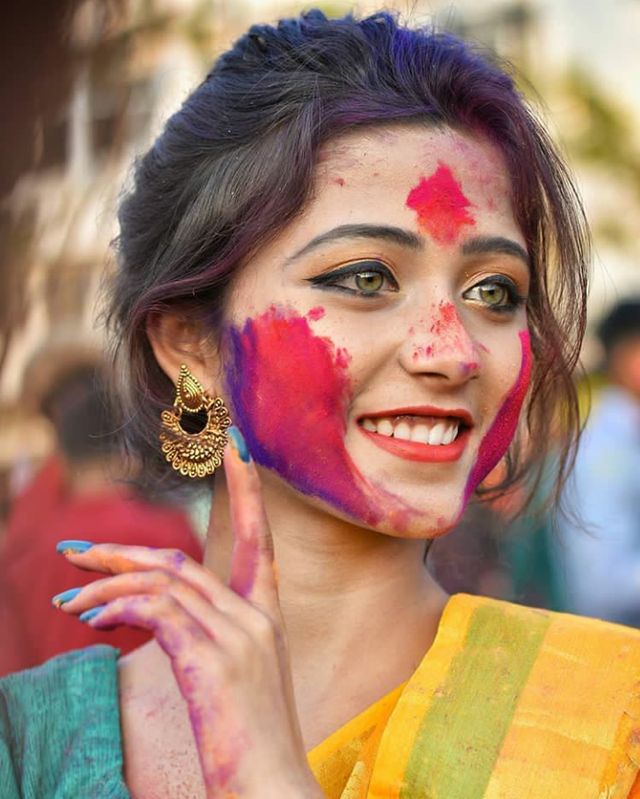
left=220, top=125, right=531, bottom=538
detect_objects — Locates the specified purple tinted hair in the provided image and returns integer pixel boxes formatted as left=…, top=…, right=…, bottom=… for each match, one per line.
left=108, top=9, right=589, bottom=502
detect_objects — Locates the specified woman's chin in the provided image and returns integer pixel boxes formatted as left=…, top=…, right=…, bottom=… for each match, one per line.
left=373, top=506, right=464, bottom=540
left=308, top=489, right=467, bottom=541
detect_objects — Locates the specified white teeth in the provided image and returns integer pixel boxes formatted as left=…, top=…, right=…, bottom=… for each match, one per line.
left=377, top=419, right=394, bottom=437
left=393, top=421, right=412, bottom=441
left=411, top=424, right=431, bottom=444
left=361, top=416, right=462, bottom=445
left=442, top=423, right=459, bottom=445
left=427, top=423, right=446, bottom=445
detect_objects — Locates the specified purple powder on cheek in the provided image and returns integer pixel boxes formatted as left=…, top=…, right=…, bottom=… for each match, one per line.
left=223, top=306, right=381, bottom=525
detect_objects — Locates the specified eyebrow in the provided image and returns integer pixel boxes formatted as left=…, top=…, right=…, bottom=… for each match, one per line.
left=285, top=224, right=423, bottom=263
left=461, top=236, right=530, bottom=269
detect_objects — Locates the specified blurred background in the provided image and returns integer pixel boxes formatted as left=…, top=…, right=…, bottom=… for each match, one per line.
left=1, top=0, right=640, bottom=672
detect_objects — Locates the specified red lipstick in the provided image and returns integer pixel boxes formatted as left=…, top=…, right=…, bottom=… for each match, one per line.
left=356, top=406, right=472, bottom=463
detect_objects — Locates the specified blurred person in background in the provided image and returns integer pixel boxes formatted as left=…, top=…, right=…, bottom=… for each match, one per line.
left=555, top=298, right=640, bottom=625
left=0, top=353, right=202, bottom=676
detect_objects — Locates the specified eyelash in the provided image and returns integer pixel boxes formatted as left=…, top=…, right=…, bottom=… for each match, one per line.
left=307, top=261, right=527, bottom=313
left=307, top=260, right=399, bottom=297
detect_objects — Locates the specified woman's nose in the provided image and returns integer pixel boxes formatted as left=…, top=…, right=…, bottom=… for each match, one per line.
left=400, top=301, right=480, bottom=385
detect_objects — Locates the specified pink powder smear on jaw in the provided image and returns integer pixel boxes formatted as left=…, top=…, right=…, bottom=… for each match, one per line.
left=307, top=306, right=325, bottom=321
left=224, top=306, right=384, bottom=525
left=464, top=330, right=532, bottom=501
left=406, top=163, right=475, bottom=244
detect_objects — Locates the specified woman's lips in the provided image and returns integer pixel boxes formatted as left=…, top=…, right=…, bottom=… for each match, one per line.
left=357, top=423, right=471, bottom=463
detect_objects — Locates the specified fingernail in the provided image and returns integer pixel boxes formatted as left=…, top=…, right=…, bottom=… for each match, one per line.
left=56, top=540, right=94, bottom=555
left=51, top=588, right=82, bottom=608
left=228, top=426, right=251, bottom=463
left=79, top=605, right=106, bottom=623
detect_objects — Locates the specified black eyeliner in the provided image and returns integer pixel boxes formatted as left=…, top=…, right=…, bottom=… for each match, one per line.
left=306, top=260, right=399, bottom=294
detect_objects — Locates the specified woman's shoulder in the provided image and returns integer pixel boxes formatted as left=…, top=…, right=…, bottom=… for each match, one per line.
left=397, top=594, right=640, bottom=797
left=0, top=644, right=130, bottom=798
left=449, top=591, right=640, bottom=657
left=478, top=592, right=640, bottom=631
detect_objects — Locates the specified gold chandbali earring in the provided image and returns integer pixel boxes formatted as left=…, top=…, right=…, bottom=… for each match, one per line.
left=159, top=364, right=232, bottom=478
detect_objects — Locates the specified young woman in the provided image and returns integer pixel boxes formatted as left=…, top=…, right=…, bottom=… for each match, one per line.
left=3, top=10, right=639, bottom=799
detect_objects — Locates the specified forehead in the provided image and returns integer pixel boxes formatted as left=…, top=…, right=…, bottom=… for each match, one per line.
left=308, top=125, right=516, bottom=236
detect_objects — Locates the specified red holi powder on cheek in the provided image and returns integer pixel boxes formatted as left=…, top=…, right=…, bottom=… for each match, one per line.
left=406, top=163, right=475, bottom=244
left=335, top=347, right=351, bottom=369
left=224, top=306, right=382, bottom=525
left=306, top=306, right=325, bottom=321
left=464, top=330, right=532, bottom=501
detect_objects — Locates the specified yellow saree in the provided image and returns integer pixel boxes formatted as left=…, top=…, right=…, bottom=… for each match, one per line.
left=308, top=594, right=640, bottom=799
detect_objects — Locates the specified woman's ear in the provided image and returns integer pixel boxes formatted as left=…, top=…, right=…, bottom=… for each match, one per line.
left=146, top=310, right=220, bottom=393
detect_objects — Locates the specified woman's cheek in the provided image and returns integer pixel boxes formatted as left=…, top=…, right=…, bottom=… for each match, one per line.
left=223, top=305, right=384, bottom=525
left=464, top=329, right=532, bottom=502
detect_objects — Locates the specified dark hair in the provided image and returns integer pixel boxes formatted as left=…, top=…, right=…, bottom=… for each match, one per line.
left=597, top=298, right=640, bottom=357
left=108, top=10, right=589, bottom=506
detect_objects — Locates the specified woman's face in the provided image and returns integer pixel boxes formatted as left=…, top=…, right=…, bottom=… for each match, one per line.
left=221, top=125, right=531, bottom=538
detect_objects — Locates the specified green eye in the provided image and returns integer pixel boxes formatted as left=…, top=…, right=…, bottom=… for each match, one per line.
left=354, top=271, right=384, bottom=293
left=478, top=283, right=509, bottom=306
left=463, top=277, right=523, bottom=313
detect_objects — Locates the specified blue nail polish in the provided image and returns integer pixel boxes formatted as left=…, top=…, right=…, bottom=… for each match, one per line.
left=51, top=588, right=82, bottom=608
left=56, top=540, right=94, bottom=554
left=79, top=605, right=106, bottom=623
left=228, top=426, right=251, bottom=463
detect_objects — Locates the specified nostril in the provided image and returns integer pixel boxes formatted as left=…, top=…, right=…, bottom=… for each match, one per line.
left=461, top=361, right=479, bottom=376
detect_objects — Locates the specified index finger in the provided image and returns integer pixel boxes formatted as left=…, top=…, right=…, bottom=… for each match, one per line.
left=224, top=426, right=278, bottom=607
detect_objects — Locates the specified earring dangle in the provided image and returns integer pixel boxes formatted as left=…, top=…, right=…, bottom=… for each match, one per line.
left=159, top=364, right=232, bottom=478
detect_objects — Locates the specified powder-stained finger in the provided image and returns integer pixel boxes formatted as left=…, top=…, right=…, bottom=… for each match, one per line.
left=58, top=542, right=249, bottom=618
left=224, top=426, right=279, bottom=611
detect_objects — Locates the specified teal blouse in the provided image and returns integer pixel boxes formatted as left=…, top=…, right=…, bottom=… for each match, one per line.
left=0, top=645, right=130, bottom=798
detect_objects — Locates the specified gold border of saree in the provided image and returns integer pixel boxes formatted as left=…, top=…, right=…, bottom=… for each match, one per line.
left=308, top=594, right=640, bottom=799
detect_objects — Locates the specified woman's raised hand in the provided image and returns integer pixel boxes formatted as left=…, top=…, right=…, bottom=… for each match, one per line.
left=53, top=428, right=323, bottom=799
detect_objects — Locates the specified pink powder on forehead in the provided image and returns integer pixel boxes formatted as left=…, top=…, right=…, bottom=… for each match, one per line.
left=406, top=163, right=475, bottom=244
left=464, top=330, right=532, bottom=501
